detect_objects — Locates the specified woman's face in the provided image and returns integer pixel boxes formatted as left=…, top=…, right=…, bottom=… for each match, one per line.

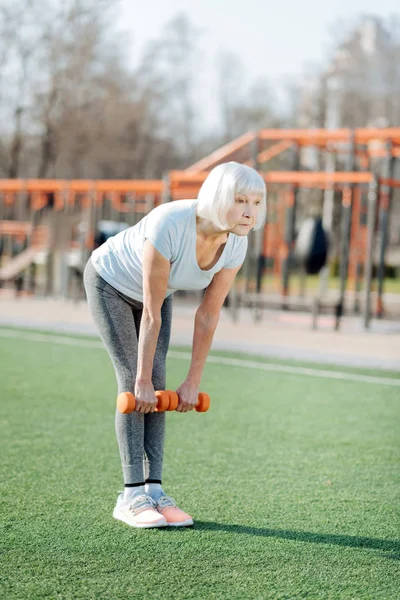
left=225, top=193, right=262, bottom=235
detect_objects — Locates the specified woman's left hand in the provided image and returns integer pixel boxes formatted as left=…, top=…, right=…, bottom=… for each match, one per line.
left=175, top=380, right=199, bottom=413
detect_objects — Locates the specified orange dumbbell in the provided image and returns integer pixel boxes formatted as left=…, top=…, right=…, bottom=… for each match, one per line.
left=117, top=390, right=210, bottom=414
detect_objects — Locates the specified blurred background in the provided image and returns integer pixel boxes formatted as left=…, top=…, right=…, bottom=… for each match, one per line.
left=0, top=0, right=400, bottom=342
left=1, top=0, right=399, bottom=176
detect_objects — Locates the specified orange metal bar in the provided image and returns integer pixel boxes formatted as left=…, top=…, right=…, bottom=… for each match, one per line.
left=23, top=180, right=66, bottom=192
left=0, top=180, right=164, bottom=209
left=258, top=128, right=400, bottom=145
left=380, top=178, right=400, bottom=188
left=95, top=181, right=163, bottom=193
left=379, top=189, right=390, bottom=212
left=169, top=171, right=207, bottom=185
left=0, top=179, right=163, bottom=194
left=0, top=181, right=24, bottom=192
left=342, top=187, right=352, bottom=208
left=68, top=181, right=94, bottom=192
left=259, top=129, right=351, bottom=143
left=0, top=220, right=32, bottom=235
left=265, top=171, right=373, bottom=185
left=355, top=128, right=400, bottom=143
left=170, top=189, right=200, bottom=199
left=4, top=192, right=14, bottom=205
left=169, top=170, right=374, bottom=187
left=31, top=192, right=48, bottom=211
left=66, top=190, right=78, bottom=206
left=256, top=140, right=293, bottom=164
left=184, top=132, right=256, bottom=174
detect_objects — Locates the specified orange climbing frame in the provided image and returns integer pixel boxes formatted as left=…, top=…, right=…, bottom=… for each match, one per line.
left=1, top=128, right=399, bottom=289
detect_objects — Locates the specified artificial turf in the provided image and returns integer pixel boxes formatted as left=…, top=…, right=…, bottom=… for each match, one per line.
left=0, top=329, right=399, bottom=600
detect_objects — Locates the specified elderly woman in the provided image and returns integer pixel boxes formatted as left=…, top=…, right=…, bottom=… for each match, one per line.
left=83, top=161, right=266, bottom=528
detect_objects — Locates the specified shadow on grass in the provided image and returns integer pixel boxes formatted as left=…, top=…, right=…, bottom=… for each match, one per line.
left=166, top=521, right=399, bottom=556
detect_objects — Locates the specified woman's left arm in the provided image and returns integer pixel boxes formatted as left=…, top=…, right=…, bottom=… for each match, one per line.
left=176, top=265, right=241, bottom=411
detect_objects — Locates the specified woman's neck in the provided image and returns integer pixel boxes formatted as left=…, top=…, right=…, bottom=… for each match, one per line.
left=196, top=216, right=229, bottom=245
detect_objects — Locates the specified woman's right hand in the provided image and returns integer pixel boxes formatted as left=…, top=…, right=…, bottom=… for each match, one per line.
left=134, top=380, right=158, bottom=414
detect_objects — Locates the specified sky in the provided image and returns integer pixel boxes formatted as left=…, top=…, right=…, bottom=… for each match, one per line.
left=113, top=0, right=399, bottom=130
left=116, top=0, right=398, bottom=76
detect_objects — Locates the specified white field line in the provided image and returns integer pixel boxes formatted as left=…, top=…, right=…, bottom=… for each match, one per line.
left=1, top=327, right=400, bottom=388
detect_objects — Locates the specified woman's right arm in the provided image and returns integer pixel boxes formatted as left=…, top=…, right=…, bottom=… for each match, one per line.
left=134, top=239, right=170, bottom=413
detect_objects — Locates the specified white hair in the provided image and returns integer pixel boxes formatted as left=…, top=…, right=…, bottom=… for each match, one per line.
left=196, top=161, right=267, bottom=231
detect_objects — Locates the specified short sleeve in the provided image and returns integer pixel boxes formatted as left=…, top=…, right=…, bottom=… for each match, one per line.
left=143, top=209, right=176, bottom=262
left=224, top=236, right=248, bottom=269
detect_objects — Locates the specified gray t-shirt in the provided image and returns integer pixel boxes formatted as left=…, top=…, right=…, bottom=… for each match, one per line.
left=91, top=199, right=248, bottom=302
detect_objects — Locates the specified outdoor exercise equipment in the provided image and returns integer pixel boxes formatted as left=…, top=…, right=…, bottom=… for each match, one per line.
left=1, top=127, right=399, bottom=329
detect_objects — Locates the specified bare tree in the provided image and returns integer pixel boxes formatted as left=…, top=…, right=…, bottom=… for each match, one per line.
left=217, top=55, right=279, bottom=143
left=316, top=15, right=400, bottom=129
left=0, top=0, right=43, bottom=176
left=137, top=13, right=202, bottom=166
left=216, top=52, right=246, bottom=143
left=0, top=4, right=281, bottom=180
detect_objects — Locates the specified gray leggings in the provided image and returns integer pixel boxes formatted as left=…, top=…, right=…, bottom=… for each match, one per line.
left=83, top=260, right=173, bottom=485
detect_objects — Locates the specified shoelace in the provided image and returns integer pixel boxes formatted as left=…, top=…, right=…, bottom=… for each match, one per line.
left=127, top=494, right=157, bottom=516
left=156, top=495, right=177, bottom=509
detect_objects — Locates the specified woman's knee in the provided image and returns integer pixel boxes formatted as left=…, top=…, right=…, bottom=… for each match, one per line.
left=116, top=372, right=137, bottom=395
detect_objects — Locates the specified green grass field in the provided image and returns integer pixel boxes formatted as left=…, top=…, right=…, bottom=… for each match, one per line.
left=1, top=328, right=399, bottom=600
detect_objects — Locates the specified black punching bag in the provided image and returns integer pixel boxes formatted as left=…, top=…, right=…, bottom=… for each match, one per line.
left=295, top=217, right=329, bottom=275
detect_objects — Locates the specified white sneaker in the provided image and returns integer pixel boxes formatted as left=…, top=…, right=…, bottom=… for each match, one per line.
left=113, top=493, right=167, bottom=528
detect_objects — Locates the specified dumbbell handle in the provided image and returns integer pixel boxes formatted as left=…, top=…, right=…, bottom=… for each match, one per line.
left=117, top=390, right=210, bottom=414
left=168, top=391, right=210, bottom=413
left=117, top=391, right=168, bottom=414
